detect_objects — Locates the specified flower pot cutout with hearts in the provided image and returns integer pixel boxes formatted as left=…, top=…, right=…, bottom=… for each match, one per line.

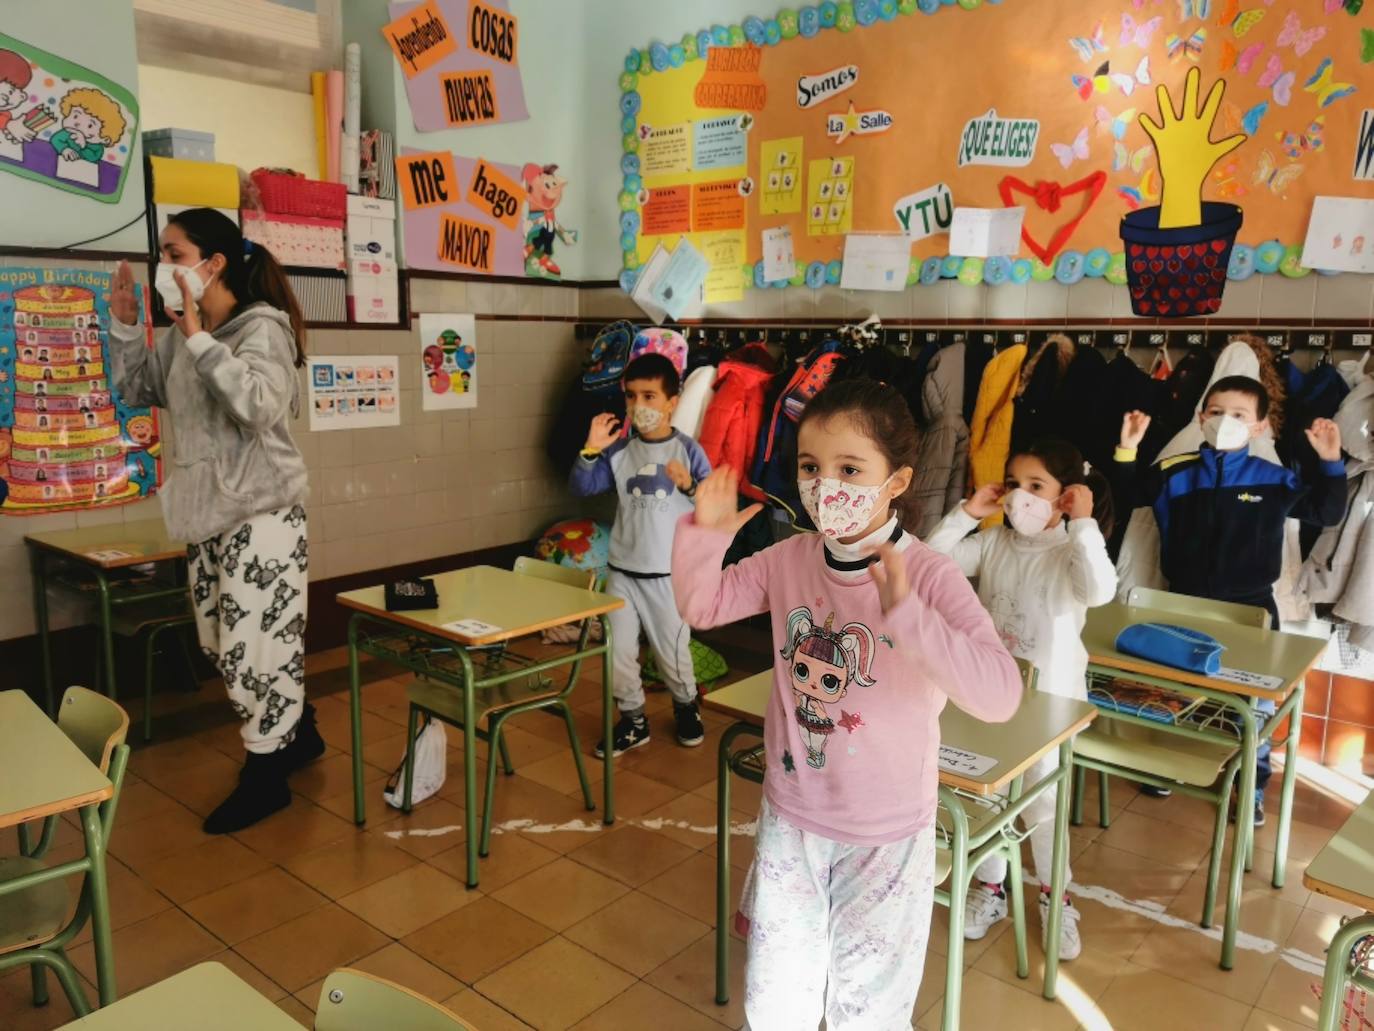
left=1124, top=67, right=1248, bottom=318
left=998, top=172, right=1107, bottom=264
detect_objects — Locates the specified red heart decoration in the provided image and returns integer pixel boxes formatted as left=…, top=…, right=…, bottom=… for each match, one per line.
left=997, top=171, right=1108, bottom=263
left=1177, top=245, right=1193, bottom=260
left=1146, top=246, right=1160, bottom=259
left=1211, top=239, right=1227, bottom=253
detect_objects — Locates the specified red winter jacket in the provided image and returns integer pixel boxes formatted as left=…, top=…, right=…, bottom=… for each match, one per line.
left=698, top=345, right=777, bottom=493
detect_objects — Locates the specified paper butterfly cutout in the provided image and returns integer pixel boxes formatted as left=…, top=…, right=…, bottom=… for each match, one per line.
left=1253, top=150, right=1304, bottom=193
left=1051, top=127, right=1091, bottom=168
left=1166, top=28, right=1207, bottom=61
left=1211, top=158, right=1248, bottom=199
left=1177, top=0, right=1211, bottom=18
left=1072, top=61, right=1112, bottom=100
left=1231, top=8, right=1265, bottom=36
left=1256, top=54, right=1295, bottom=105
left=1216, top=0, right=1239, bottom=24
left=1112, top=56, right=1152, bottom=96
left=1237, top=42, right=1265, bottom=73
left=1095, top=105, right=1137, bottom=139
left=1324, top=0, right=1343, bottom=10
left=1303, top=58, right=1357, bottom=108
left=1113, top=142, right=1152, bottom=172
left=1069, top=22, right=1108, bottom=62
left=1276, top=11, right=1325, bottom=57
left=1120, top=14, right=1162, bottom=47
left=1117, top=166, right=1160, bottom=210
left=1241, top=101, right=1269, bottom=134
left=1277, top=116, right=1324, bottom=159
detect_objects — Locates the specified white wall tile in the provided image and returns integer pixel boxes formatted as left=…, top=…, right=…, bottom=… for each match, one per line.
left=1315, top=274, right=1374, bottom=320
left=1259, top=274, right=1319, bottom=319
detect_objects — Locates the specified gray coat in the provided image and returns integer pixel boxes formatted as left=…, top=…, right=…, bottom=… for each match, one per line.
left=912, top=343, right=969, bottom=538
left=110, top=303, right=307, bottom=544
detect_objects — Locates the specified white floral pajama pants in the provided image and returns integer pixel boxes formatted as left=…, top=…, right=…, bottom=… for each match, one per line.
left=186, top=505, right=309, bottom=754
left=741, top=798, right=937, bottom=1031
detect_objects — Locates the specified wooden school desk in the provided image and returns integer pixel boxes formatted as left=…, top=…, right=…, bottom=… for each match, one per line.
left=705, top=670, right=1096, bottom=1031
left=1304, top=791, right=1374, bottom=1031
left=25, top=521, right=188, bottom=713
left=0, top=690, right=116, bottom=1007
left=55, top=961, right=301, bottom=1029
left=1083, top=601, right=1327, bottom=970
left=337, top=565, right=623, bottom=887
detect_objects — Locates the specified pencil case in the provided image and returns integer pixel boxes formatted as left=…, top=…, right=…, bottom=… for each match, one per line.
left=385, top=578, right=438, bottom=611
left=1114, top=622, right=1224, bottom=676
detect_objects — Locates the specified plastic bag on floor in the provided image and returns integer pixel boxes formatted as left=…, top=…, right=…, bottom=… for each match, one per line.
left=382, top=713, right=447, bottom=808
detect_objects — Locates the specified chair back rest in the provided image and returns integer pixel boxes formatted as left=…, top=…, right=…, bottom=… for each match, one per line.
left=315, top=969, right=477, bottom=1031
left=58, top=686, right=129, bottom=773
left=1126, top=587, right=1270, bottom=629
left=1016, top=657, right=1039, bottom=694
left=513, top=555, right=596, bottom=591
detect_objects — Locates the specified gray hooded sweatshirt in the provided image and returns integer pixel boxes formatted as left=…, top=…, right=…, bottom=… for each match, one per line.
left=109, top=303, right=307, bottom=544
left=912, top=343, right=969, bottom=539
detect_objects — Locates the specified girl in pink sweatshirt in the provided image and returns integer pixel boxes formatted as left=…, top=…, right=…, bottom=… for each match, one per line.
left=673, top=379, right=1022, bottom=1029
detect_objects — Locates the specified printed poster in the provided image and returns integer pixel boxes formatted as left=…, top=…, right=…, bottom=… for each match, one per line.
left=806, top=157, right=855, bottom=236
left=418, top=313, right=479, bottom=410
left=0, top=268, right=162, bottom=515
left=691, top=179, right=746, bottom=232
left=641, top=184, right=691, bottom=236
left=308, top=356, right=400, bottom=431
left=1301, top=197, right=1374, bottom=274
left=692, top=115, right=748, bottom=171
left=0, top=33, right=140, bottom=203
left=387, top=0, right=528, bottom=132
left=701, top=231, right=745, bottom=304
left=759, top=137, right=803, bottom=216
left=640, top=123, right=691, bottom=176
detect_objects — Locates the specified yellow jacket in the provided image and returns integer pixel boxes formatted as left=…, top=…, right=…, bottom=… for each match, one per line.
left=968, top=343, right=1028, bottom=527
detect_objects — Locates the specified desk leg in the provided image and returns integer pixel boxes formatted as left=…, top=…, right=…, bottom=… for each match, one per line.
left=30, top=548, right=53, bottom=715
left=1316, top=914, right=1374, bottom=1031
left=348, top=616, right=366, bottom=826
left=80, top=804, right=115, bottom=1006
left=94, top=572, right=117, bottom=701
left=1273, top=682, right=1304, bottom=890
left=461, top=650, right=479, bottom=890
left=601, top=615, right=615, bottom=826
left=1222, top=708, right=1258, bottom=971
left=715, top=728, right=733, bottom=1006
left=1043, top=738, right=1073, bottom=1001
left=1005, top=774, right=1029, bottom=981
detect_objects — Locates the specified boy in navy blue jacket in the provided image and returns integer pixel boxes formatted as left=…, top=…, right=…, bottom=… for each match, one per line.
left=1112, top=376, right=1346, bottom=824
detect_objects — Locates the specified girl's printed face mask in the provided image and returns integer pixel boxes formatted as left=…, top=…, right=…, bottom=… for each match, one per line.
left=1003, top=487, right=1056, bottom=536
left=800, top=474, right=892, bottom=539
left=155, top=258, right=211, bottom=313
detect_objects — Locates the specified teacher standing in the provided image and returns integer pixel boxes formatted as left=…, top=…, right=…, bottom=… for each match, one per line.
left=109, top=208, right=322, bottom=833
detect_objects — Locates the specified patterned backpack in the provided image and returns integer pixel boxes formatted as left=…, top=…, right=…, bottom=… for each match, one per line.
left=581, top=320, right=638, bottom=394
left=629, top=327, right=688, bottom=377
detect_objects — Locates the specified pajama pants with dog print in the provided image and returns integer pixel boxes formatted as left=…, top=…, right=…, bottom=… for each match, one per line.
left=741, top=798, right=936, bottom=1031
left=187, top=505, right=309, bottom=754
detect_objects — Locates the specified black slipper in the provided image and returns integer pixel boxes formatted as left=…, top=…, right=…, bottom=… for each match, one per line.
left=203, top=751, right=291, bottom=834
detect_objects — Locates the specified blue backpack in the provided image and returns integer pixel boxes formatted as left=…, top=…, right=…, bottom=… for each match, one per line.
left=582, top=321, right=638, bottom=395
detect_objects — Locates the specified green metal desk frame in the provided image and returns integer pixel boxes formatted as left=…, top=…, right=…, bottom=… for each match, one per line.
left=713, top=722, right=1077, bottom=1031
left=344, top=611, right=616, bottom=889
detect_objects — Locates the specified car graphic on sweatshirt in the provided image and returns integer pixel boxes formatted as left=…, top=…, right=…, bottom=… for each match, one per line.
left=626, top=463, right=675, bottom=500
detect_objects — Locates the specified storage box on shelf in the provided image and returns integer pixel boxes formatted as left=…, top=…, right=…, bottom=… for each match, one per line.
left=345, top=195, right=399, bottom=324
left=143, top=128, right=215, bottom=162
left=241, top=210, right=345, bottom=271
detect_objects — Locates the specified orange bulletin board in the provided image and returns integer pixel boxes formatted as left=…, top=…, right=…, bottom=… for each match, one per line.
left=615, top=0, right=1374, bottom=297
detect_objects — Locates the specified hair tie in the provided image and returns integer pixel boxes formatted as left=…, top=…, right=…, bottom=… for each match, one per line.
left=243, top=239, right=255, bottom=256
left=1083, top=461, right=1092, bottom=476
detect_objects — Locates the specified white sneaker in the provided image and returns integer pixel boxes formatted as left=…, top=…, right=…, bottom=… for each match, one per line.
left=963, top=882, right=1008, bottom=940
left=1039, top=891, right=1082, bottom=961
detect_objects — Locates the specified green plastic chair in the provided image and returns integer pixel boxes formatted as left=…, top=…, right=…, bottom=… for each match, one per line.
left=315, top=968, right=477, bottom=1030
left=0, top=686, right=130, bottom=1019
left=400, top=556, right=599, bottom=858
left=1073, top=589, right=1263, bottom=928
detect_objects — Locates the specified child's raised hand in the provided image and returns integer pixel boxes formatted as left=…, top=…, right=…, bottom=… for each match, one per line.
left=584, top=413, right=620, bottom=452
left=110, top=260, right=139, bottom=326
left=693, top=466, right=762, bottom=533
left=1120, top=411, right=1151, bottom=451
left=869, top=542, right=909, bottom=614
left=666, top=459, right=693, bottom=491
left=964, top=483, right=1006, bottom=520
left=1059, top=484, right=1094, bottom=521
left=1306, top=418, right=1343, bottom=462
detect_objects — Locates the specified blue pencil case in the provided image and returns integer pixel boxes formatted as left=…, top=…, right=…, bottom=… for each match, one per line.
left=1114, top=623, right=1224, bottom=676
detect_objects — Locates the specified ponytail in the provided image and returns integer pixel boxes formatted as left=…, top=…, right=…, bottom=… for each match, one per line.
left=1015, top=437, right=1116, bottom=538
left=167, top=208, right=307, bottom=367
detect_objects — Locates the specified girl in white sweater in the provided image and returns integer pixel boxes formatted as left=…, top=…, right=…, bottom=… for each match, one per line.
left=925, top=437, right=1118, bottom=961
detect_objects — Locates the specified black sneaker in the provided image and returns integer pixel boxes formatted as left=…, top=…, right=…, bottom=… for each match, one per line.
left=1138, top=784, right=1173, bottom=798
left=595, top=714, right=650, bottom=758
left=674, top=700, right=705, bottom=748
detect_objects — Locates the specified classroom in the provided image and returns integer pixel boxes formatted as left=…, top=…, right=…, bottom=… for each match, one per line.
left=2, top=1, right=1373, bottom=1029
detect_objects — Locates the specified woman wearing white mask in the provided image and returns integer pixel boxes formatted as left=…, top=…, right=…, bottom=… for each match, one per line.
left=108, top=208, right=321, bottom=834
left=925, top=437, right=1118, bottom=962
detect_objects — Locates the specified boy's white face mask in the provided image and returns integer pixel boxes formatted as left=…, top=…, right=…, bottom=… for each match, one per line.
left=630, top=405, right=664, bottom=434
left=1201, top=413, right=1251, bottom=452
left=155, top=259, right=211, bottom=313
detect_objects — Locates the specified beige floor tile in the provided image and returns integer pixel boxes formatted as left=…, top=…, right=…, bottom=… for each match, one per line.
left=184, top=866, right=328, bottom=946
left=69, top=908, right=222, bottom=999
left=496, top=724, right=568, bottom=768
left=512, top=749, right=604, bottom=800
left=643, top=931, right=745, bottom=1029
left=292, top=752, right=388, bottom=805
left=618, top=738, right=721, bottom=794
left=368, top=796, right=469, bottom=859
left=210, top=949, right=290, bottom=1002
left=1, top=966, right=97, bottom=1031
left=403, top=898, right=553, bottom=984
left=107, top=779, right=182, bottom=826
left=1070, top=841, right=1196, bottom=908
left=572, top=981, right=727, bottom=1030
left=1244, top=1007, right=1319, bottom=1031
left=916, top=966, right=1079, bottom=1030
left=230, top=799, right=356, bottom=864
left=128, top=737, right=230, bottom=783
left=338, top=862, right=476, bottom=938
left=642, top=851, right=744, bottom=928
left=1097, top=809, right=1215, bottom=869
left=281, top=830, right=421, bottom=899
left=137, top=835, right=273, bottom=905
left=69, top=857, right=173, bottom=945
left=1167, top=840, right=1312, bottom=921
left=1122, top=786, right=1226, bottom=835
left=691, top=769, right=764, bottom=815
left=1255, top=906, right=1346, bottom=1026
left=929, top=904, right=1013, bottom=967
left=359, top=729, right=411, bottom=772
left=566, top=824, right=696, bottom=887
left=642, top=793, right=747, bottom=851
left=441, top=988, right=535, bottom=1030
left=107, top=804, right=211, bottom=873
left=565, top=889, right=709, bottom=977
left=492, top=857, right=629, bottom=932
left=275, top=994, right=314, bottom=1026
left=143, top=753, right=244, bottom=818
left=475, top=777, right=610, bottom=854
left=1093, top=962, right=1254, bottom=1031
left=593, top=769, right=685, bottom=818
left=704, top=817, right=757, bottom=873
left=972, top=891, right=1130, bottom=1001
left=427, top=831, right=559, bottom=894
left=912, top=944, right=947, bottom=1028
left=236, top=904, right=389, bottom=992
left=297, top=942, right=462, bottom=1012
left=475, top=937, right=635, bottom=1030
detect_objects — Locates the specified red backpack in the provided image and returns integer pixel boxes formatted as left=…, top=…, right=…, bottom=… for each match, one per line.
left=750, top=340, right=845, bottom=519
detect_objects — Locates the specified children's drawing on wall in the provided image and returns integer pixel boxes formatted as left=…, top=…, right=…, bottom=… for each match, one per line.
left=0, top=268, right=162, bottom=514
left=418, top=313, right=478, bottom=411
left=521, top=163, right=578, bottom=280
left=0, top=34, right=139, bottom=203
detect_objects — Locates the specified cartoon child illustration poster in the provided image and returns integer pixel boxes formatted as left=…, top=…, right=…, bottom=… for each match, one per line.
left=779, top=607, right=876, bottom=770
left=521, top=163, right=578, bottom=280
left=0, top=33, right=139, bottom=202
left=418, top=313, right=479, bottom=411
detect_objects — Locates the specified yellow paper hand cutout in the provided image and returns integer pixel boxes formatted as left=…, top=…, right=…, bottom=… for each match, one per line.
left=1139, top=67, right=1247, bottom=230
